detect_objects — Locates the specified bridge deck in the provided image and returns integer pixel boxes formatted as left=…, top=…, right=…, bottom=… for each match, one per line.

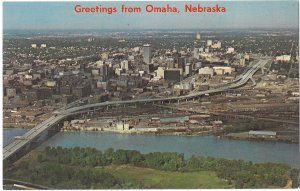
left=3, top=115, right=66, bottom=160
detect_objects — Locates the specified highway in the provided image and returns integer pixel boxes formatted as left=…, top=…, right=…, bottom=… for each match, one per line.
left=3, top=114, right=67, bottom=160
left=3, top=58, right=269, bottom=161
left=62, top=59, right=269, bottom=114
left=3, top=178, right=53, bottom=190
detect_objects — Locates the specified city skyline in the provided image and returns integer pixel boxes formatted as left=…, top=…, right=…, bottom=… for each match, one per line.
left=3, top=1, right=299, bottom=30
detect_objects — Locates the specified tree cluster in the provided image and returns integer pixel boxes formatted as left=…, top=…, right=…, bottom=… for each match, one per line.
left=186, top=156, right=293, bottom=188
left=43, top=147, right=298, bottom=188
left=5, top=146, right=298, bottom=189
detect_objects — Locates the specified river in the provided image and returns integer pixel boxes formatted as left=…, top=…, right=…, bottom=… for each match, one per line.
left=3, top=128, right=29, bottom=147
left=3, top=128, right=299, bottom=168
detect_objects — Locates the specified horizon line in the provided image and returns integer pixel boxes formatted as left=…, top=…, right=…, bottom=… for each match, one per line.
left=4, top=27, right=299, bottom=31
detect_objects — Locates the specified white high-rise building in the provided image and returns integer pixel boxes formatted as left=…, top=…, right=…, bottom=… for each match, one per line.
left=196, top=33, right=201, bottom=40
left=193, top=48, right=199, bottom=58
left=121, top=60, right=129, bottom=70
left=143, top=44, right=151, bottom=64
left=207, top=40, right=213, bottom=46
left=240, top=58, right=246, bottom=67
left=156, top=67, right=165, bottom=78
left=185, top=63, right=192, bottom=76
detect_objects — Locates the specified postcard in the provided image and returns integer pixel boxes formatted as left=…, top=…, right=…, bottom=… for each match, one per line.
left=2, top=0, right=299, bottom=189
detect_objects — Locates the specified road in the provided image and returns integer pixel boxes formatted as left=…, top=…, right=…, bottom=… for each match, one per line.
left=62, top=59, right=268, bottom=114
left=3, top=58, right=269, bottom=160
left=3, top=178, right=53, bottom=190
left=3, top=114, right=67, bottom=160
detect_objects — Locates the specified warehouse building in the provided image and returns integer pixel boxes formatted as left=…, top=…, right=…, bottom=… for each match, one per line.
left=248, top=131, right=277, bottom=139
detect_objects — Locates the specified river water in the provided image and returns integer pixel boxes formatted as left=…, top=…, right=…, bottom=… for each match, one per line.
left=3, top=128, right=299, bottom=168
left=3, top=128, right=29, bottom=147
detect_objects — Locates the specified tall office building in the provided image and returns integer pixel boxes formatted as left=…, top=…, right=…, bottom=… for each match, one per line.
left=98, top=63, right=109, bottom=81
left=177, top=57, right=186, bottom=69
left=121, top=60, right=129, bottom=70
left=185, top=63, right=192, bottom=76
left=240, top=58, right=246, bottom=67
left=193, top=48, right=199, bottom=58
left=207, top=40, right=213, bottom=46
left=196, top=33, right=201, bottom=40
left=143, top=44, right=151, bottom=64
left=205, top=47, right=210, bottom=53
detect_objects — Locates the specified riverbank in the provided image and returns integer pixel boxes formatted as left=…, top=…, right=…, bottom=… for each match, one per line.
left=60, top=125, right=299, bottom=144
left=4, top=128, right=299, bottom=168
left=61, top=126, right=213, bottom=137
left=3, top=124, right=35, bottom=129
left=224, top=132, right=299, bottom=144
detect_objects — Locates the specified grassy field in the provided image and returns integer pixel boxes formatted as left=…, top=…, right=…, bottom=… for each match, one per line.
left=5, top=152, right=232, bottom=189
left=99, top=165, right=232, bottom=189
left=5, top=149, right=293, bottom=189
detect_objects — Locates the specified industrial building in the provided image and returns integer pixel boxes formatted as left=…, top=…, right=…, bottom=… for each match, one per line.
left=276, top=55, right=291, bottom=62
left=116, top=122, right=130, bottom=131
left=213, top=66, right=233, bottom=75
left=199, top=67, right=214, bottom=77
left=248, top=131, right=277, bottom=139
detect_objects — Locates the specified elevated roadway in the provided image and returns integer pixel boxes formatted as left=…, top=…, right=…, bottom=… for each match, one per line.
left=3, top=58, right=269, bottom=161
left=3, top=114, right=67, bottom=160
left=62, top=59, right=268, bottom=114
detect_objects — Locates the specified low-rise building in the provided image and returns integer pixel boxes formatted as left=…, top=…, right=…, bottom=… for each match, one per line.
left=199, top=67, right=214, bottom=77
left=213, top=66, right=233, bottom=75
left=248, top=131, right=277, bottom=139
left=276, top=55, right=291, bottom=62
left=116, top=122, right=130, bottom=131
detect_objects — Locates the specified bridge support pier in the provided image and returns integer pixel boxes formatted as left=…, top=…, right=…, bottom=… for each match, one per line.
left=261, top=67, right=264, bottom=74
left=250, top=77, right=256, bottom=86
left=29, top=139, right=40, bottom=150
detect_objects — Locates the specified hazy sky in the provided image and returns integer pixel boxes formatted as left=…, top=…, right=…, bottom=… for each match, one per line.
left=3, top=1, right=299, bottom=30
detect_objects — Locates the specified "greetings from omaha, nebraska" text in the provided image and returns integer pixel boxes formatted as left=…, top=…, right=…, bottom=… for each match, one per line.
left=74, top=4, right=226, bottom=14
